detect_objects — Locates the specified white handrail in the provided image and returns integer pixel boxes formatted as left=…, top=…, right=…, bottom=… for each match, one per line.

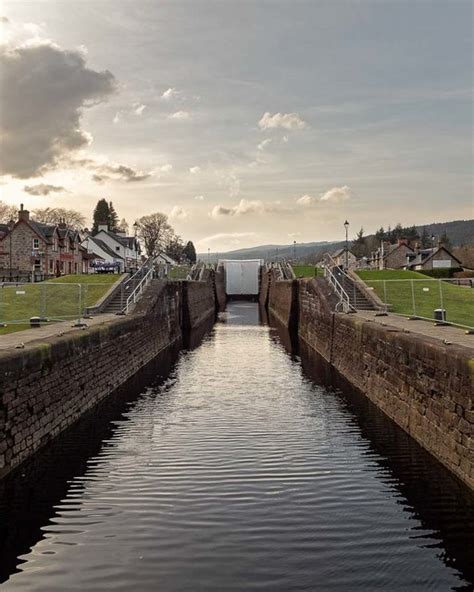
left=123, top=267, right=154, bottom=314
left=322, top=253, right=354, bottom=313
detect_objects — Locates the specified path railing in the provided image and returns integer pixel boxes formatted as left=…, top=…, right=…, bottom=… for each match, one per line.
left=122, top=258, right=155, bottom=314
left=321, top=254, right=354, bottom=313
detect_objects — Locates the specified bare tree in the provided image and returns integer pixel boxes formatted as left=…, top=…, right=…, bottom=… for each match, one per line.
left=135, top=212, right=174, bottom=257
left=0, top=201, right=18, bottom=223
left=32, top=207, right=86, bottom=229
left=118, top=218, right=129, bottom=234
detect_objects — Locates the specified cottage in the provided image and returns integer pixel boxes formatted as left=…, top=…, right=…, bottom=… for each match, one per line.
left=406, top=246, right=463, bottom=271
left=93, top=224, right=141, bottom=272
left=370, top=239, right=415, bottom=270
left=0, top=205, right=85, bottom=280
left=331, top=248, right=357, bottom=269
left=82, top=235, right=125, bottom=273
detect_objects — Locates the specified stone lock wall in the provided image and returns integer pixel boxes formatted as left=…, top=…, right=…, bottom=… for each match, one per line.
left=267, top=276, right=474, bottom=489
left=0, top=278, right=216, bottom=478
left=267, top=274, right=298, bottom=328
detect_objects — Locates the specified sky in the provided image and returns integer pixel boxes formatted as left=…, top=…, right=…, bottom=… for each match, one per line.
left=0, top=0, right=472, bottom=252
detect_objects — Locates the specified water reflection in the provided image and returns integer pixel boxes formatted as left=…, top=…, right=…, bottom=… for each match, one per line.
left=0, top=302, right=472, bottom=591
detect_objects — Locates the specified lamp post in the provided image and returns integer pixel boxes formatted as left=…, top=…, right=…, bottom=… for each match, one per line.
left=133, top=221, right=139, bottom=272
left=293, top=240, right=296, bottom=262
left=344, top=220, right=349, bottom=270
left=207, top=247, right=210, bottom=266
left=431, top=234, right=435, bottom=250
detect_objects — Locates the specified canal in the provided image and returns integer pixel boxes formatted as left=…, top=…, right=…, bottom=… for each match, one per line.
left=1, top=302, right=473, bottom=591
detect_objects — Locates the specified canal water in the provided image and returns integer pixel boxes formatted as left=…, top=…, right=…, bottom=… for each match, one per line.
left=1, top=302, right=473, bottom=591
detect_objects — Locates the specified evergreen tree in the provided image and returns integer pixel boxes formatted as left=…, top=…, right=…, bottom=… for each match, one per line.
left=420, top=226, right=430, bottom=248
left=183, top=240, right=197, bottom=264
left=109, top=201, right=119, bottom=233
left=374, top=227, right=385, bottom=241
left=351, top=227, right=367, bottom=258
left=92, top=199, right=111, bottom=233
left=118, top=218, right=129, bottom=234
left=406, top=225, right=419, bottom=240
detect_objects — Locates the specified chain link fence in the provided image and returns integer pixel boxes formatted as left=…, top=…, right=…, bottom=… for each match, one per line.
left=363, top=278, right=474, bottom=329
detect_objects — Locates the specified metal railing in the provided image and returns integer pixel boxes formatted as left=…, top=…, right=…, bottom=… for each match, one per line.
left=122, top=258, right=155, bottom=314
left=361, top=277, right=474, bottom=330
left=321, top=253, right=354, bottom=313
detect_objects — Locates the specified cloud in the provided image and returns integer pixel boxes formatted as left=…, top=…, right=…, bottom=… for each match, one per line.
left=157, top=163, right=173, bottom=173
left=23, top=183, right=67, bottom=196
left=0, top=40, right=117, bottom=179
left=194, top=195, right=204, bottom=200
left=296, top=185, right=353, bottom=206
left=198, top=232, right=258, bottom=248
left=257, top=138, right=272, bottom=151
left=113, top=111, right=121, bottom=124
left=320, top=185, right=352, bottom=203
left=258, top=112, right=306, bottom=131
left=168, top=110, right=190, bottom=120
left=133, top=102, right=146, bottom=115
left=73, top=157, right=151, bottom=183
left=210, top=198, right=267, bottom=218
left=189, top=166, right=201, bottom=174
left=288, top=232, right=301, bottom=238
left=169, top=205, right=189, bottom=220
left=0, top=16, right=9, bottom=23
left=161, top=87, right=180, bottom=100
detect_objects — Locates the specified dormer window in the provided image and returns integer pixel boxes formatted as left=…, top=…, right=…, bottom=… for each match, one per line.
left=33, top=238, right=40, bottom=250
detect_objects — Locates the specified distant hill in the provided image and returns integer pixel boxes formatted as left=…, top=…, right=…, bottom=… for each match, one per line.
left=198, top=219, right=474, bottom=262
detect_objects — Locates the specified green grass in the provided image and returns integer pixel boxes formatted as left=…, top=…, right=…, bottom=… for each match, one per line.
left=292, top=265, right=323, bottom=278
left=0, top=274, right=123, bottom=334
left=356, top=270, right=474, bottom=328
left=168, top=266, right=191, bottom=279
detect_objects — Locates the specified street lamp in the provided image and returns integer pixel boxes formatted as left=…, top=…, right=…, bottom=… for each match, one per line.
left=133, top=221, right=139, bottom=271
left=431, top=234, right=435, bottom=250
left=344, top=220, right=349, bottom=269
left=207, top=247, right=210, bottom=266
left=293, top=240, right=296, bottom=262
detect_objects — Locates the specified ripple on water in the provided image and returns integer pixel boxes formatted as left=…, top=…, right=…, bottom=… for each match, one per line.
left=1, top=302, right=473, bottom=592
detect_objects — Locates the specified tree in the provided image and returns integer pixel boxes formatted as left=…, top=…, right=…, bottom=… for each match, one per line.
left=32, top=207, right=85, bottom=229
left=92, top=199, right=111, bottom=233
left=420, top=226, right=430, bottom=248
left=374, top=227, right=385, bottom=241
left=351, top=227, right=368, bottom=258
left=183, top=241, right=197, bottom=264
left=109, top=201, right=119, bottom=233
left=118, top=218, right=129, bottom=234
left=135, top=212, right=174, bottom=257
left=0, top=201, right=18, bottom=223
left=166, top=235, right=184, bottom=261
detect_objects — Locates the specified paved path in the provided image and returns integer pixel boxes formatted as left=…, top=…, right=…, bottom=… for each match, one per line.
left=355, top=310, right=474, bottom=350
left=0, top=314, right=119, bottom=351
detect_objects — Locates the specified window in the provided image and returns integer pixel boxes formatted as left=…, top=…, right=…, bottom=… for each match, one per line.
left=33, top=238, right=40, bottom=250
left=116, top=246, right=120, bottom=252
left=53, top=238, right=58, bottom=252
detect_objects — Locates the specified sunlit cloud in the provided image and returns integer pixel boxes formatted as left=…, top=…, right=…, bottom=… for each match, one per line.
left=258, top=112, right=306, bottom=131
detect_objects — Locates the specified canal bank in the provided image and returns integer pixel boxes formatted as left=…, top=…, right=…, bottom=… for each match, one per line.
left=0, top=278, right=216, bottom=479
left=1, top=301, right=472, bottom=591
left=265, top=272, right=474, bottom=490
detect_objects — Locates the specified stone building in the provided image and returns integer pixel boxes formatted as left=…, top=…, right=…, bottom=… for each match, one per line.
left=369, top=239, right=415, bottom=269
left=331, top=248, right=357, bottom=269
left=0, top=205, right=86, bottom=280
left=406, top=246, right=463, bottom=271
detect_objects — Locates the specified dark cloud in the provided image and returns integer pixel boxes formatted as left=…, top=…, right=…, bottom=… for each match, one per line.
left=85, top=161, right=151, bottom=183
left=0, top=41, right=117, bottom=178
left=24, top=183, right=67, bottom=196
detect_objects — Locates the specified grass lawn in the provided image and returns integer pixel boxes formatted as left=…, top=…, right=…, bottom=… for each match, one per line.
left=292, top=265, right=323, bottom=278
left=168, top=266, right=191, bottom=279
left=0, top=274, right=123, bottom=335
left=356, top=270, right=474, bottom=327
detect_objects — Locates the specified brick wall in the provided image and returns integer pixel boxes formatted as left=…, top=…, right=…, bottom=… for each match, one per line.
left=181, top=279, right=216, bottom=330
left=259, top=270, right=270, bottom=307
left=0, top=278, right=216, bottom=478
left=267, top=273, right=297, bottom=328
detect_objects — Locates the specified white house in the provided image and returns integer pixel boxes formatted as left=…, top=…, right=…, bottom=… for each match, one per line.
left=82, top=235, right=125, bottom=272
left=93, top=224, right=141, bottom=272
left=154, top=252, right=178, bottom=266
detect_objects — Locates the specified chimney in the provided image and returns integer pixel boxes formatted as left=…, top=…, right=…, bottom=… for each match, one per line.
left=397, top=237, right=408, bottom=247
left=18, top=203, right=30, bottom=222
left=58, top=218, right=67, bottom=229
left=97, top=221, right=108, bottom=232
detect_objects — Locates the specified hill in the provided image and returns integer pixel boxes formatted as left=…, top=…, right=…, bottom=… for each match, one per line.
left=198, top=219, right=474, bottom=262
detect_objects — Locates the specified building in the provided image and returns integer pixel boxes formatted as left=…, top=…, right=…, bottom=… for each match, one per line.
left=92, top=224, right=140, bottom=272
left=370, top=239, right=415, bottom=270
left=331, top=248, right=357, bottom=269
left=405, top=246, right=463, bottom=271
left=0, top=205, right=85, bottom=280
left=82, top=235, right=125, bottom=273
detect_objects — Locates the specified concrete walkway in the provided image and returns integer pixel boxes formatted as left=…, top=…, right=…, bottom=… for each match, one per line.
left=354, top=310, right=474, bottom=350
left=0, top=313, right=119, bottom=351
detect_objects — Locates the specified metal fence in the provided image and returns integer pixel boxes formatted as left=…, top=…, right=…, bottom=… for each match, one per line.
left=0, top=282, right=112, bottom=328
left=363, top=278, right=474, bottom=330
